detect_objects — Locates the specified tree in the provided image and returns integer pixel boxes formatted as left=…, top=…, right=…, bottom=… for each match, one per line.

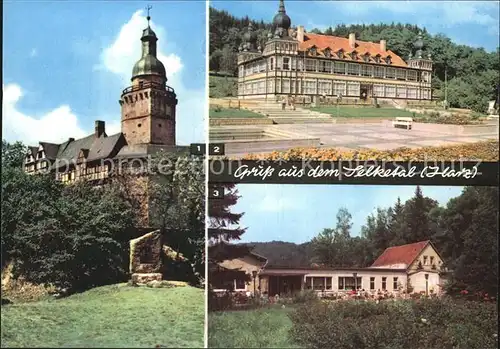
left=403, top=186, right=438, bottom=243
left=208, top=184, right=250, bottom=289
left=219, top=45, right=237, bottom=75
left=387, top=197, right=407, bottom=246
left=2, top=140, right=26, bottom=168
left=444, top=187, right=498, bottom=295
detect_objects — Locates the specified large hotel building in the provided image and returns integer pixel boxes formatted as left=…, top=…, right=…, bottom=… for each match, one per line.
left=237, top=0, right=433, bottom=102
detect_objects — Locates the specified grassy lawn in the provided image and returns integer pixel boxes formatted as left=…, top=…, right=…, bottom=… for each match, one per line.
left=208, top=306, right=299, bottom=348
left=310, top=105, right=416, bottom=118
left=1, top=283, right=204, bottom=348
left=210, top=107, right=264, bottom=119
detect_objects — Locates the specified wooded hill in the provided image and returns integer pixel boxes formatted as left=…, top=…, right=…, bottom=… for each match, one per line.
left=210, top=7, right=500, bottom=113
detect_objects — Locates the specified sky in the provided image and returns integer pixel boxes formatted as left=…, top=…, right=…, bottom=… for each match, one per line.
left=2, top=1, right=206, bottom=146
left=233, top=184, right=465, bottom=243
left=212, top=0, right=500, bottom=52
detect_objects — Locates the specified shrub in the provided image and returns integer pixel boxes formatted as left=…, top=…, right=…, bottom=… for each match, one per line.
left=292, top=289, right=318, bottom=304
left=289, top=297, right=498, bottom=349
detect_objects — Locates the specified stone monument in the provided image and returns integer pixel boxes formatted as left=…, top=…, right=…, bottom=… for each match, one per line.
left=129, top=230, right=163, bottom=284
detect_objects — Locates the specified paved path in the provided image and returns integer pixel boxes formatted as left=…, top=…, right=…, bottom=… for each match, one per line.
left=223, top=122, right=498, bottom=156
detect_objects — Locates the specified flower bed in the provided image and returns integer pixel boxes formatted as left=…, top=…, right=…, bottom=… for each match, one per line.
left=238, top=140, right=499, bottom=161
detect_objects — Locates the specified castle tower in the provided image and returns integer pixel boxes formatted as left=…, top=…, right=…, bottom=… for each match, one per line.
left=119, top=10, right=177, bottom=146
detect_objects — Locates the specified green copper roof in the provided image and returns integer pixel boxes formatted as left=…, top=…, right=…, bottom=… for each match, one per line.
left=131, top=25, right=167, bottom=81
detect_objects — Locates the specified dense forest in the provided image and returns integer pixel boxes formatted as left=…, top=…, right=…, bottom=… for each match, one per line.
left=210, top=7, right=500, bottom=113
left=244, top=186, right=498, bottom=295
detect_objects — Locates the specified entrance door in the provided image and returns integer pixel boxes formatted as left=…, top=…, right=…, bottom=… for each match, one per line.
left=360, top=85, right=370, bottom=100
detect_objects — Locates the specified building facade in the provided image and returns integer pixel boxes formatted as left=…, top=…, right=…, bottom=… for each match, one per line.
left=237, top=0, right=433, bottom=103
left=23, top=15, right=187, bottom=227
left=214, top=240, right=447, bottom=296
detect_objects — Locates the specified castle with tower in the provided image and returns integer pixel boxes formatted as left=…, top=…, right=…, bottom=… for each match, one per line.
left=237, top=0, right=433, bottom=103
left=23, top=13, right=188, bottom=226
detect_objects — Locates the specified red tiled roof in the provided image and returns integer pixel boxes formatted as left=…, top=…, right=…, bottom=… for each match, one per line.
left=299, top=33, right=407, bottom=68
left=371, top=240, right=430, bottom=268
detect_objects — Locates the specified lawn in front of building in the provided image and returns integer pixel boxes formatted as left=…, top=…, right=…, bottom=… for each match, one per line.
left=208, top=306, right=299, bottom=348
left=311, top=105, right=416, bottom=118
left=1, top=283, right=204, bottom=348
left=209, top=107, right=264, bottom=118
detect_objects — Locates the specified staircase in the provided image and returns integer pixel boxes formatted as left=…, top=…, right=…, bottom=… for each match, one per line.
left=245, top=99, right=335, bottom=124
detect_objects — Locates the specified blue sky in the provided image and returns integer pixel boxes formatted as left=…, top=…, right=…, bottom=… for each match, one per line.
left=234, top=185, right=464, bottom=243
left=3, top=1, right=206, bottom=146
left=212, top=0, right=499, bottom=52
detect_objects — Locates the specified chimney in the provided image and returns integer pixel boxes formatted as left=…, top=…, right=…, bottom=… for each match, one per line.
left=380, top=40, right=387, bottom=52
left=95, top=120, right=105, bottom=138
left=297, top=25, right=304, bottom=42
left=68, top=138, right=75, bottom=143
left=349, top=33, right=356, bottom=49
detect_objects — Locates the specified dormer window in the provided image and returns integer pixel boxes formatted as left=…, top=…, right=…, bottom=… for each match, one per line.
left=350, top=51, right=357, bottom=60
left=385, top=56, right=392, bottom=64
left=309, top=46, right=317, bottom=56
left=374, top=55, right=381, bottom=63
left=37, top=151, right=45, bottom=160
left=324, top=48, right=331, bottom=58
left=337, top=49, right=344, bottom=59
left=363, top=53, right=370, bottom=62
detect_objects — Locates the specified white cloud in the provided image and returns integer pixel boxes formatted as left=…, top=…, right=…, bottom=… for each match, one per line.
left=259, top=194, right=302, bottom=212
left=96, top=9, right=205, bottom=144
left=2, top=83, right=87, bottom=145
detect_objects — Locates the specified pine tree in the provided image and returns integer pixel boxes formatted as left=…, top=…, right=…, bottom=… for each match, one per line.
left=403, top=186, right=438, bottom=243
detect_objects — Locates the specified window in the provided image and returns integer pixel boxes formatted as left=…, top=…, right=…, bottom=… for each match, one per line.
left=306, top=277, right=332, bottom=291
left=374, top=66, right=384, bottom=78
left=422, top=89, right=431, bottom=99
left=305, top=59, right=316, bottom=72
left=239, top=66, right=244, bottom=77
left=430, top=256, right=435, bottom=265
left=303, top=80, right=316, bottom=94
left=373, top=84, right=384, bottom=97
left=423, top=256, right=428, bottom=265
left=257, top=81, right=265, bottom=94
left=347, top=82, right=360, bottom=96
left=374, top=55, right=381, bottom=63
left=370, top=277, right=375, bottom=290
left=269, top=57, right=274, bottom=70
left=393, top=277, right=399, bottom=290
left=396, top=69, right=406, bottom=80
left=283, top=57, right=290, bottom=70
left=385, top=85, right=396, bottom=97
left=318, top=80, right=332, bottom=95
left=259, top=60, right=266, bottom=72
left=337, top=50, right=344, bottom=59
left=386, top=68, right=396, bottom=79
left=282, top=79, right=291, bottom=93
left=309, top=47, right=317, bottom=56
left=407, top=70, right=417, bottom=81
left=396, top=86, right=407, bottom=98
left=385, top=56, right=392, bottom=64
left=333, top=82, right=346, bottom=96
left=363, top=53, right=370, bottom=62
left=348, top=63, right=360, bottom=75
left=338, top=277, right=362, bottom=290
left=319, top=60, right=331, bottom=73
left=252, top=62, right=258, bottom=74
left=324, top=48, right=331, bottom=58
left=235, top=279, right=246, bottom=290
left=333, top=62, right=346, bottom=74
left=361, top=65, right=372, bottom=76
left=407, top=88, right=417, bottom=99
left=267, top=79, right=274, bottom=93
left=350, top=51, right=357, bottom=60
left=382, top=277, right=387, bottom=290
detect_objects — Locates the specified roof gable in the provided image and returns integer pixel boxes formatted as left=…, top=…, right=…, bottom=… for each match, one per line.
left=370, top=240, right=431, bottom=269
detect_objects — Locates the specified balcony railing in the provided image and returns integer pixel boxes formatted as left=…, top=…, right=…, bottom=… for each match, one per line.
left=121, top=81, right=175, bottom=96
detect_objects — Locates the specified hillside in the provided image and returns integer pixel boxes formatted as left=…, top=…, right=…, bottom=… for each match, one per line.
left=1, top=283, right=204, bottom=348
left=246, top=241, right=314, bottom=268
